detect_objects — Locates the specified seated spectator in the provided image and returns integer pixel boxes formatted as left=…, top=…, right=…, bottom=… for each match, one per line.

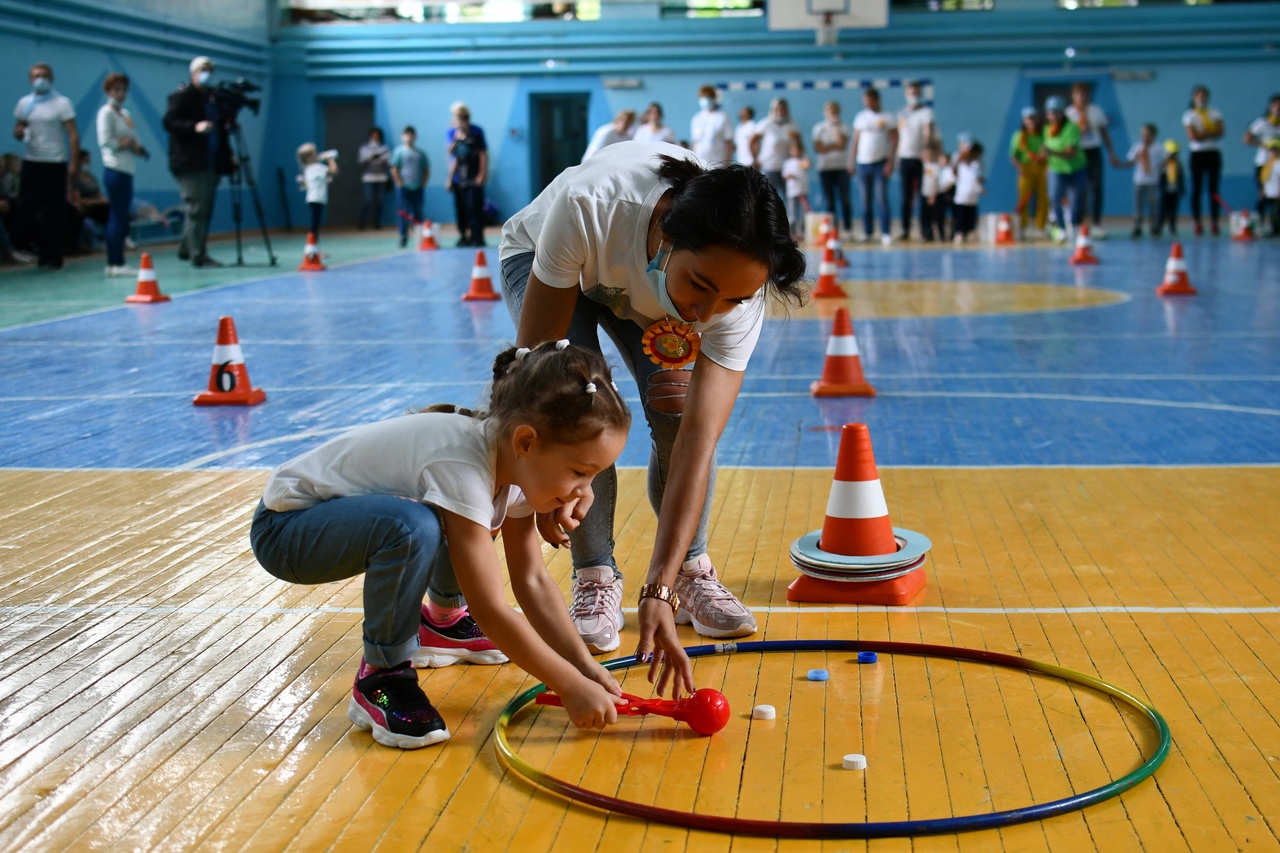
left=68, top=149, right=108, bottom=253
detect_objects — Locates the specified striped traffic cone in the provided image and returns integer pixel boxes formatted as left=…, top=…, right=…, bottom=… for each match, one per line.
left=418, top=219, right=439, bottom=250
left=298, top=232, right=325, bottom=271
left=193, top=316, right=266, bottom=406
left=995, top=213, right=1016, bottom=245
left=818, top=423, right=898, bottom=557
left=125, top=253, right=170, bottom=303
left=1156, top=242, right=1197, bottom=296
left=811, top=308, right=875, bottom=397
left=1069, top=223, right=1099, bottom=264
left=462, top=250, right=501, bottom=301
left=811, top=243, right=847, bottom=298
left=1233, top=211, right=1256, bottom=242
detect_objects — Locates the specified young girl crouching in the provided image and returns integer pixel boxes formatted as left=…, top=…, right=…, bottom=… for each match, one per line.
left=250, top=341, right=631, bottom=749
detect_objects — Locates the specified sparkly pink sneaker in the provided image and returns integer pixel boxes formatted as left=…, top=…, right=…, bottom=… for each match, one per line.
left=412, top=605, right=509, bottom=668
left=673, top=555, right=758, bottom=639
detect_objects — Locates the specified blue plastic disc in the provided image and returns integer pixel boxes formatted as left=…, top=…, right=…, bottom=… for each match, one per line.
left=858, top=651, right=878, bottom=664
left=807, top=668, right=829, bottom=681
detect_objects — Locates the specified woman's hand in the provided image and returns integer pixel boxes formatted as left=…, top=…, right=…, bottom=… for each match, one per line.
left=558, top=677, right=623, bottom=730
left=634, top=597, right=695, bottom=700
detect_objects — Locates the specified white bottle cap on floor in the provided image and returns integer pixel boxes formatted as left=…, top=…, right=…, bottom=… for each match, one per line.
left=752, top=704, right=776, bottom=720
left=843, top=753, right=867, bottom=770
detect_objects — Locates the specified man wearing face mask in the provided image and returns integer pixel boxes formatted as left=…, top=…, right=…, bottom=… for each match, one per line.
left=690, top=85, right=733, bottom=167
left=163, top=56, right=233, bottom=268
left=12, top=62, right=79, bottom=271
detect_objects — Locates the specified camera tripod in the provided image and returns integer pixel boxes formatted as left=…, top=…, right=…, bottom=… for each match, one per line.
left=225, top=122, right=277, bottom=267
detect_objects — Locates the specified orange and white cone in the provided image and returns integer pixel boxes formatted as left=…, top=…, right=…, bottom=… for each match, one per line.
left=811, top=243, right=847, bottom=298
left=1156, top=241, right=1197, bottom=296
left=298, top=232, right=325, bottom=271
left=995, top=213, right=1016, bottom=245
left=811, top=307, right=875, bottom=397
left=1069, top=223, right=1099, bottom=264
left=125, top=253, right=170, bottom=303
left=462, top=250, right=501, bottom=301
left=826, top=224, right=849, bottom=267
left=193, top=317, right=266, bottom=406
left=418, top=219, right=439, bottom=250
left=1233, top=211, right=1256, bottom=242
left=818, top=423, right=898, bottom=557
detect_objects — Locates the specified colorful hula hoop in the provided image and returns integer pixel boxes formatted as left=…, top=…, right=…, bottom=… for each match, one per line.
left=494, top=639, right=1171, bottom=839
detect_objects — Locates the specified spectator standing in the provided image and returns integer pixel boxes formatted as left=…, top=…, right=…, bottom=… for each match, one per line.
left=1065, top=83, right=1117, bottom=238
left=733, top=107, right=758, bottom=168
left=1042, top=95, right=1087, bottom=244
left=690, top=85, right=733, bottom=166
left=1243, top=95, right=1280, bottom=220
left=1182, top=85, right=1225, bottom=236
left=634, top=102, right=677, bottom=146
left=96, top=72, right=146, bottom=277
left=583, top=110, right=635, bottom=161
left=390, top=125, right=429, bottom=248
left=896, top=80, right=936, bottom=241
left=1116, top=123, right=1161, bottom=238
left=850, top=87, right=897, bottom=245
left=1009, top=107, right=1048, bottom=238
left=357, top=127, right=391, bottom=230
left=812, top=100, right=852, bottom=236
left=446, top=102, right=488, bottom=247
left=1156, top=139, right=1185, bottom=237
left=164, top=56, right=232, bottom=268
left=12, top=62, right=78, bottom=271
left=754, top=98, right=800, bottom=198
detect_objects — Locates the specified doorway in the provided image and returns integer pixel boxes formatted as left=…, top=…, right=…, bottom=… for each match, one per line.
left=321, top=99, right=375, bottom=228
left=531, top=93, right=589, bottom=195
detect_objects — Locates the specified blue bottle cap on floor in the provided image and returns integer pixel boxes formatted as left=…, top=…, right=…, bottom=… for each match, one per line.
left=807, top=668, right=829, bottom=681
left=858, top=651, right=878, bottom=664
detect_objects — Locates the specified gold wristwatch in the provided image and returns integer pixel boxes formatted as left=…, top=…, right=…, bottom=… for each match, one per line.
left=638, top=583, right=680, bottom=616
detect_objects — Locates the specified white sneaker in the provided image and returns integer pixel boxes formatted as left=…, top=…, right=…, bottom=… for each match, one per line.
left=1023, top=227, right=1044, bottom=240
left=125, top=237, right=138, bottom=250
left=570, top=567, right=624, bottom=653
left=672, top=555, right=757, bottom=639
left=880, top=233, right=893, bottom=247
left=105, top=265, right=138, bottom=278
left=10, top=250, right=36, bottom=264
left=1091, top=225, right=1108, bottom=240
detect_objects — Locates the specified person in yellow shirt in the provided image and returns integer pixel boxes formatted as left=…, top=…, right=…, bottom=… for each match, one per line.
left=1008, top=107, right=1047, bottom=237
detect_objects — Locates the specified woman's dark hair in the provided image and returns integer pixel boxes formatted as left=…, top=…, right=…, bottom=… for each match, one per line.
left=654, top=154, right=808, bottom=307
left=103, top=73, right=129, bottom=94
left=423, top=342, right=630, bottom=446
left=369, top=127, right=384, bottom=143
left=1189, top=85, right=1210, bottom=108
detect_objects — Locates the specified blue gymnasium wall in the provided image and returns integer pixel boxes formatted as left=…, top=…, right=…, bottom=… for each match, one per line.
left=0, top=0, right=273, bottom=237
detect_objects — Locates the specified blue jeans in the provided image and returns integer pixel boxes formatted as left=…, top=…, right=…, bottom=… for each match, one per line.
left=102, top=167, right=133, bottom=268
left=1048, top=169, right=1087, bottom=230
left=499, top=251, right=715, bottom=578
left=857, top=161, right=890, bottom=238
left=250, top=497, right=463, bottom=669
left=397, top=186, right=425, bottom=240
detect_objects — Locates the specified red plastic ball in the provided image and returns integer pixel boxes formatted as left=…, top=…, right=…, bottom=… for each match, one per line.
left=680, top=688, right=731, bottom=735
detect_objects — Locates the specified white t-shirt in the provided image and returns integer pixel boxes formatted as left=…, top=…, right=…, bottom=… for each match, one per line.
left=811, top=119, right=850, bottom=172
left=896, top=105, right=935, bottom=160
left=583, top=123, right=633, bottom=161
left=1263, top=159, right=1280, bottom=200
left=953, top=159, right=984, bottom=206
left=755, top=118, right=799, bottom=172
left=782, top=156, right=808, bottom=199
left=690, top=108, right=733, bottom=166
left=1126, top=141, right=1162, bottom=186
left=262, top=413, right=532, bottom=530
left=633, top=124, right=677, bottom=146
left=13, top=91, right=76, bottom=163
left=1182, top=107, right=1225, bottom=152
left=303, top=162, right=330, bottom=204
left=500, top=141, right=766, bottom=372
left=852, top=109, right=894, bottom=164
left=96, top=102, right=138, bottom=175
left=921, top=161, right=940, bottom=198
left=1065, top=103, right=1108, bottom=150
left=1247, top=116, right=1280, bottom=166
left=937, top=163, right=956, bottom=194
left=733, top=119, right=758, bottom=166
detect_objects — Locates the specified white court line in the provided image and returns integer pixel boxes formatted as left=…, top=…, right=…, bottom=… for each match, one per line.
left=1, top=604, right=1276, bottom=616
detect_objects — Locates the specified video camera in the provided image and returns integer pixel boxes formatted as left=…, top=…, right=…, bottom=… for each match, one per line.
left=213, top=78, right=262, bottom=124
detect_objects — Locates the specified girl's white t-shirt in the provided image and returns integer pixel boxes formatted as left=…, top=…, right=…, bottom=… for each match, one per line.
left=303, top=162, right=330, bottom=204
left=262, top=412, right=531, bottom=530
left=500, top=141, right=767, bottom=372
left=953, top=159, right=984, bottom=206
left=782, top=156, right=808, bottom=199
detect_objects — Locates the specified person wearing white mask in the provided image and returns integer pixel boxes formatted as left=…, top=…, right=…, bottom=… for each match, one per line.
left=163, top=56, right=233, bottom=267
left=97, top=72, right=148, bottom=277
left=896, top=80, right=936, bottom=241
left=498, top=141, right=806, bottom=691
left=690, top=85, right=733, bottom=166
left=12, top=62, right=79, bottom=271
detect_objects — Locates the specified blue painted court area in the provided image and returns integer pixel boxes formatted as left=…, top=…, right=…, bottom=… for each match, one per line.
left=1, top=240, right=1277, bottom=470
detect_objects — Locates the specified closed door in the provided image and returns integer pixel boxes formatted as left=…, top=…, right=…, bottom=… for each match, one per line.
left=322, top=100, right=374, bottom=227
left=531, top=93, right=589, bottom=195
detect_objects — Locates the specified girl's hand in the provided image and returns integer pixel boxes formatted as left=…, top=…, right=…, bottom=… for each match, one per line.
left=634, top=597, right=695, bottom=700
left=559, top=677, right=623, bottom=729
left=535, top=488, right=594, bottom=547
left=579, top=662, right=623, bottom=697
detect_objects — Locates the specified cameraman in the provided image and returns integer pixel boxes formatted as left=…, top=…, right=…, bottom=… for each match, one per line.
left=163, top=56, right=232, bottom=268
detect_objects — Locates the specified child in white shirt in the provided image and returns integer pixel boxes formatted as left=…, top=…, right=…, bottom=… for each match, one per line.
left=920, top=142, right=944, bottom=241
left=936, top=150, right=957, bottom=241
left=297, top=142, right=338, bottom=238
left=1116, top=123, right=1162, bottom=238
left=952, top=141, right=985, bottom=244
left=781, top=139, right=812, bottom=239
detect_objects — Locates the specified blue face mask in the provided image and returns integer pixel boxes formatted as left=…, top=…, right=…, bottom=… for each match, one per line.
left=196, top=70, right=212, bottom=87
left=646, top=243, right=685, bottom=321
left=698, top=96, right=713, bottom=111
left=32, top=77, right=51, bottom=95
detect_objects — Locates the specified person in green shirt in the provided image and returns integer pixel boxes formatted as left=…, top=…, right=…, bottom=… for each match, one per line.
left=1042, top=95, right=1088, bottom=243
left=1009, top=106, right=1048, bottom=237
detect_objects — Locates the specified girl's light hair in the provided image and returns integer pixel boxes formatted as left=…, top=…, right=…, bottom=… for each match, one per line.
left=296, top=142, right=318, bottom=167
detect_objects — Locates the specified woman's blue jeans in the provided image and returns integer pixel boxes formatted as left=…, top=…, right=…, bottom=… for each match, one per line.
left=499, top=252, right=715, bottom=578
left=102, top=167, right=133, bottom=268
left=250, top=496, right=463, bottom=669
left=857, top=161, right=890, bottom=238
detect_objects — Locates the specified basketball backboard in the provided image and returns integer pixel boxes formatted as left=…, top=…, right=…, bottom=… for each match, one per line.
left=767, top=0, right=888, bottom=31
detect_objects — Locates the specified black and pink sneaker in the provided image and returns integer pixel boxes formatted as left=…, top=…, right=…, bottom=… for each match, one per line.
left=413, top=605, right=509, bottom=668
left=346, top=659, right=450, bottom=749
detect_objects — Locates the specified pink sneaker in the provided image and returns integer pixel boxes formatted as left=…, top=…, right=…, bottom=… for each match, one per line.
left=412, top=606, right=508, bottom=668
left=570, top=567, right=624, bottom=653
left=673, top=555, right=758, bottom=639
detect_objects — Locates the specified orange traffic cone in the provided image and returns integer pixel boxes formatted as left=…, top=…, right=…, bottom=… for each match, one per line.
left=1069, top=223, right=1099, bottom=264
left=818, top=423, right=898, bottom=556
left=811, top=308, right=875, bottom=397
left=462, top=250, right=501, bottom=301
left=995, top=213, right=1016, bottom=245
left=1156, top=242, right=1197, bottom=296
left=125, top=253, right=170, bottom=303
left=418, top=219, right=439, bottom=250
left=811, top=243, right=847, bottom=298
left=193, top=316, right=266, bottom=406
left=298, top=232, right=325, bottom=271
left=826, top=224, right=849, bottom=268
left=1233, top=211, right=1256, bottom=242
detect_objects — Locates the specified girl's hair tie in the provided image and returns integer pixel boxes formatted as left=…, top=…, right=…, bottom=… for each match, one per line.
left=585, top=382, right=597, bottom=394
left=514, top=347, right=531, bottom=361
left=555, top=339, right=570, bottom=351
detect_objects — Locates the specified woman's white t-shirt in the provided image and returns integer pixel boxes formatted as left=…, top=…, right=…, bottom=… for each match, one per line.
left=633, top=124, right=677, bottom=145
left=262, top=412, right=531, bottom=530
left=733, top=119, right=758, bottom=166
left=1182, top=107, right=1225, bottom=153
left=755, top=119, right=799, bottom=171
left=500, top=141, right=766, bottom=372
left=303, top=162, right=330, bottom=205
left=811, top=120, right=850, bottom=172
left=853, top=109, right=894, bottom=164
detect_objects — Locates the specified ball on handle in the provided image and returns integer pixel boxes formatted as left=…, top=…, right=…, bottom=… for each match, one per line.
left=674, top=688, right=731, bottom=735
